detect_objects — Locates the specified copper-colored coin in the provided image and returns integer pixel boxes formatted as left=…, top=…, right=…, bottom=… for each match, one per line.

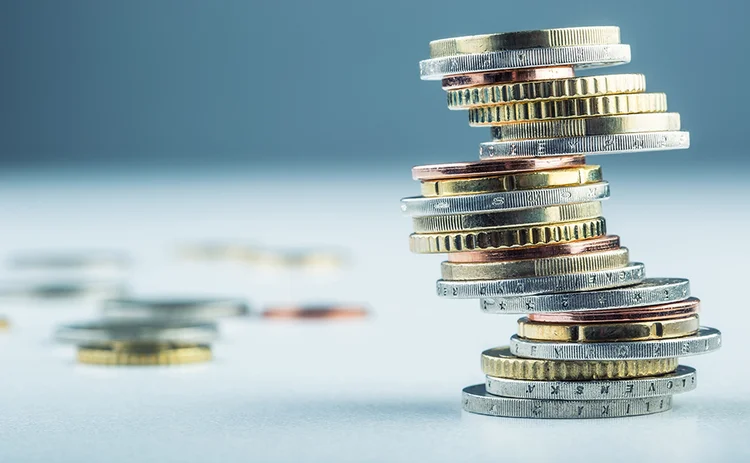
left=447, top=235, right=620, bottom=263
left=528, top=298, right=700, bottom=323
left=261, top=304, right=369, bottom=320
left=412, top=156, right=585, bottom=181
left=441, top=67, right=575, bottom=90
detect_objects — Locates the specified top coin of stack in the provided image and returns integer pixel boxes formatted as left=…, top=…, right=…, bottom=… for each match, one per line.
left=403, top=26, right=721, bottom=419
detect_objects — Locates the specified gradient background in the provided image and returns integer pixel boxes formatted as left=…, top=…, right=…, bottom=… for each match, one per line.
left=1, top=0, right=748, bottom=170
left=1, top=2, right=749, bottom=462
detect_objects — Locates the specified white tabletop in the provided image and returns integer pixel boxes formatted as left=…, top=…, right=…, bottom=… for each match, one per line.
left=0, top=162, right=747, bottom=462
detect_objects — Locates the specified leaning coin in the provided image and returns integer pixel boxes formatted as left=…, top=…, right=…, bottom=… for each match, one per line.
left=0, top=280, right=127, bottom=299
left=480, top=132, right=690, bottom=158
left=462, top=384, right=672, bottom=419
left=509, top=326, right=721, bottom=360
left=401, top=182, right=609, bottom=217
left=485, top=365, right=696, bottom=400
left=420, top=44, right=631, bottom=80
left=437, top=263, right=645, bottom=298
left=480, top=277, right=690, bottom=314
left=9, top=250, right=130, bottom=271
left=102, top=297, right=250, bottom=322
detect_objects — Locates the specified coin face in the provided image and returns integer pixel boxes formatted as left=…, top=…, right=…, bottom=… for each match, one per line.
left=261, top=304, right=370, bottom=320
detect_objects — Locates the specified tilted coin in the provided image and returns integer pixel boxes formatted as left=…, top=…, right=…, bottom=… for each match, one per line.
left=77, top=344, right=212, bottom=366
left=401, top=182, right=609, bottom=217
left=481, top=346, right=677, bottom=380
left=517, top=314, right=700, bottom=342
left=449, top=235, right=621, bottom=263
left=480, top=278, right=690, bottom=314
left=430, top=27, right=621, bottom=58
left=462, top=384, right=672, bottom=419
left=9, top=250, right=130, bottom=271
left=480, top=132, right=690, bottom=158
left=490, top=113, right=681, bottom=141
left=420, top=165, right=602, bottom=197
left=509, top=326, right=721, bottom=360
left=102, top=297, right=250, bottom=322
left=437, top=262, right=644, bottom=298
left=441, top=248, right=628, bottom=280
left=412, top=156, right=585, bottom=181
left=448, top=74, right=646, bottom=108
left=262, top=304, right=370, bottom=320
left=468, top=93, right=667, bottom=126
left=0, top=280, right=127, bottom=299
left=528, top=298, right=700, bottom=323
left=441, top=67, right=575, bottom=90
left=410, top=218, right=606, bottom=254
left=485, top=365, right=696, bottom=400
left=420, top=44, right=631, bottom=80
left=413, top=202, right=603, bottom=233
left=55, top=319, right=218, bottom=346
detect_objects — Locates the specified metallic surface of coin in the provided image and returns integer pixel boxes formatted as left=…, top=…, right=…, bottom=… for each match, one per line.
left=517, top=315, right=700, bottom=342
left=420, top=165, right=602, bottom=197
left=413, top=202, right=603, bottom=233
left=102, top=297, right=250, bottom=321
left=481, top=346, right=677, bottom=380
left=449, top=235, right=621, bottom=262
left=430, top=27, right=621, bottom=57
left=509, top=327, right=722, bottom=360
left=441, top=67, right=575, bottom=90
left=401, top=182, right=609, bottom=217
left=437, top=262, right=644, bottom=298
left=462, top=384, right=672, bottom=418
left=55, top=319, right=218, bottom=345
left=479, top=278, right=690, bottom=314
left=527, top=298, right=700, bottom=323
left=485, top=365, right=696, bottom=400
left=412, top=156, right=585, bottom=180
left=410, top=218, right=606, bottom=254
left=420, top=44, right=631, bottom=79
left=77, top=344, right=212, bottom=366
left=480, top=131, right=690, bottom=158
left=261, top=304, right=370, bottom=320
left=448, top=74, right=646, bottom=108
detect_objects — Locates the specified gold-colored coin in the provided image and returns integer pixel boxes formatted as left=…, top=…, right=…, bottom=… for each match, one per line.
left=469, top=93, right=667, bottom=126
left=413, top=202, right=603, bottom=233
left=448, top=74, right=646, bottom=109
left=421, top=165, right=602, bottom=197
left=481, top=346, right=678, bottom=380
left=0, top=318, right=9, bottom=330
left=491, top=113, right=681, bottom=141
left=77, top=343, right=212, bottom=366
left=517, top=315, right=700, bottom=342
left=409, top=217, right=605, bottom=253
left=441, top=248, right=628, bottom=280
left=430, top=26, right=620, bottom=58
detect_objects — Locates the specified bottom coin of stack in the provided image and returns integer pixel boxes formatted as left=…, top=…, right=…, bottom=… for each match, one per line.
left=55, top=319, right=218, bottom=366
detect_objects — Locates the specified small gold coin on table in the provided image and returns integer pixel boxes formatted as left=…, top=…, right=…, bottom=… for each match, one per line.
left=517, top=315, right=700, bottom=342
left=481, top=346, right=678, bottom=380
left=77, top=343, right=212, bottom=366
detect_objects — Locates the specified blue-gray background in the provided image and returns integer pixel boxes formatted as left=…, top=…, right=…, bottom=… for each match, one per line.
left=1, top=0, right=746, bottom=169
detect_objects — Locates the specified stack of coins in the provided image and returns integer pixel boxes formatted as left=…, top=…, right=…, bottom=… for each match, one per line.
left=56, top=319, right=218, bottom=366
left=403, top=26, right=722, bottom=418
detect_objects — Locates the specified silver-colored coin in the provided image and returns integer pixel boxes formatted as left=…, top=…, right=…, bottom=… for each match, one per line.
left=509, top=327, right=721, bottom=360
left=55, top=319, right=218, bottom=345
left=401, top=183, right=609, bottom=217
left=420, top=44, right=631, bottom=80
left=480, top=277, right=690, bottom=314
left=102, top=297, right=250, bottom=322
left=485, top=365, right=696, bottom=400
left=9, top=250, right=130, bottom=270
left=462, top=384, right=671, bottom=419
left=437, top=263, right=644, bottom=299
left=0, top=280, right=127, bottom=299
left=479, top=132, right=690, bottom=159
